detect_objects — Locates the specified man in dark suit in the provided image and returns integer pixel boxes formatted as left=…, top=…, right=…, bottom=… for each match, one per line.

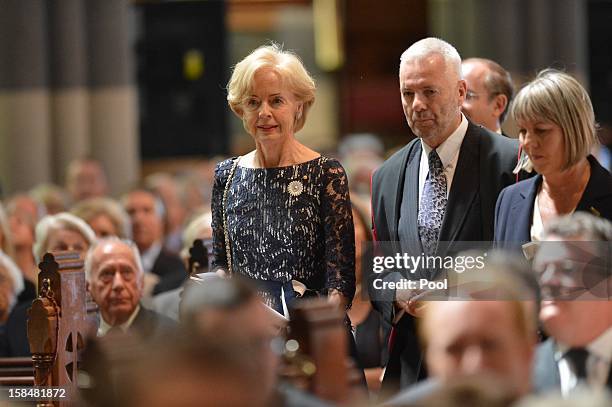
left=122, top=187, right=187, bottom=295
left=532, top=214, right=612, bottom=395
left=370, top=37, right=519, bottom=393
left=85, top=237, right=175, bottom=338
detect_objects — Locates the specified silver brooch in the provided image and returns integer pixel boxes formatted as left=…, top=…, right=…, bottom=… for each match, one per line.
left=288, top=180, right=304, bottom=197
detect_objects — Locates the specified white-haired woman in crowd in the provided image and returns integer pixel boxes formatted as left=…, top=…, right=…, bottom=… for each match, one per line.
left=0, top=250, right=27, bottom=357
left=0, top=251, right=24, bottom=325
left=34, top=212, right=97, bottom=265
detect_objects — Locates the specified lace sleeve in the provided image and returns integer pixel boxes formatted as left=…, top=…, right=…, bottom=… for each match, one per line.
left=210, top=158, right=235, bottom=271
left=321, top=158, right=356, bottom=303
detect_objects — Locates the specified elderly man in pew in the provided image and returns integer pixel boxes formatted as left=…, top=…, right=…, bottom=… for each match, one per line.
left=80, top=275, right=330, bottom=407
left=85, top=237, right=176, bottom=338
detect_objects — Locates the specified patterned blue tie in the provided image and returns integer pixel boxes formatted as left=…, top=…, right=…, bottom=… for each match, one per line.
left=418, top=149, right=447, bottom=255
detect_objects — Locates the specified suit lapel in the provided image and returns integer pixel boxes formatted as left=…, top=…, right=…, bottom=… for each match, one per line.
left=576, top=155, right=612, bottom=216
left=394, top=142, right=422, bottom=253
left=130, top=305, right=153, bottom=337
left=438, top=128, right=478, bottom=251
left=511, top=175, right=540, bottom=243
left=534, top=339, right=561, bottom=392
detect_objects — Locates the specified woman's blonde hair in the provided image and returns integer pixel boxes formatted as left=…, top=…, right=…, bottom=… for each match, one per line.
left=511, top=69, right=598, bottom=170
left=226, top=43, right=316, bottom=133
left=71, top=197, right=131, bottom=239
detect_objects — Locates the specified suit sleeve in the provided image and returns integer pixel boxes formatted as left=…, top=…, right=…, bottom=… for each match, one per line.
left=493, top=186, right=507, bottom=246
left=369, top=168, right=403, bottom=323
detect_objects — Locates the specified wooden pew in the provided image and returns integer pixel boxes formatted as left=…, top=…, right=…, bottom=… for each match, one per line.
left=283, top=298, right=366, bottom=404
left=0, top=356, right=34, bottom=386
left=26, top=251, right=94, bottom=406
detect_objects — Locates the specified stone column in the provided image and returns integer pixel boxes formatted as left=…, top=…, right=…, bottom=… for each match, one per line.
left=48, top=0, right=90, bottom=184
left=428, top=0, right=588, bottom=80
left=0, top=0, right=52, bottom=195
left=86, top=0, right=139, bottom=196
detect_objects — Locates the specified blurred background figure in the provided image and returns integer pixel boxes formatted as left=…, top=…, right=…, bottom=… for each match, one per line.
left=29, top=183, right=70, bottom=215
left=593, top=124, right=612, bottom=171
left=122, top=187, right=187, bottom=296
left=338, top=133, right=385, bottom=201
left=6, top=195, right=41, bottom=303
left=1, top=211, right=95, bottom=357
left=348, top=197, right=388, bottom=395
left=516, top=391, right=612, bottom=407
left=461, top=58, right=514, bottom=135
left=180, top=274, right=279, bottom=341
left=178, top=210, right=213, bottom=267
left=144, top=172, right=187, bottom=254
left=393, top=374, right=518, bottom=407
left=5, top=194, right=44, bottom=224
left=65, top=157, right=110, bottom=204
left=177, top=160, right=217, bottom=220
left=71, top=197, right=132, bottom=239
left=33, top=212, right=97, bottom=264
left=0, top=203, right=15, bottom=261
left=384, top=300, right=535, bottom=406
left=385, top=252, right=539, bottom=405
left=0, top=251, right=24, bottom=325
left=532, top=213, right=612, bottom=396
left=0, top=251, right=26, bottom=357
left=151, top=210, right=213, bottom=320
left=179, top=275, right=328, bottom=407
left=113, top=333, right=275, bottom=407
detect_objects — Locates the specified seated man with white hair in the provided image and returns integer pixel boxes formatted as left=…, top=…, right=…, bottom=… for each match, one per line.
left=85, top=237, right=176, bottom=337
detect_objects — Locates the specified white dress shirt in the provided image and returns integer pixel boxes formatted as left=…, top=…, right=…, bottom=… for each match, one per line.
left=418, top=114, right=469, bottom=209
left=530, top=192, right=544, bottom=242
left=555, top=327, right=612, bottom=396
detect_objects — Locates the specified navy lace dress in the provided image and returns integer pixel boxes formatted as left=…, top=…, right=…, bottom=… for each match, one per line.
left=211, top=156, right=356, bottom=313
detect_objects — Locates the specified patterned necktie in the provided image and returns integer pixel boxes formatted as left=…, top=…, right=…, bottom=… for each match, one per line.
left=418, top=149, right=447, bottom=256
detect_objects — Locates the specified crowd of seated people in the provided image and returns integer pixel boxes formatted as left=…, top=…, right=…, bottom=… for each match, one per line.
left=0, top=37, right=611, bottom=407
left=0, top=157, right=608, bottom=406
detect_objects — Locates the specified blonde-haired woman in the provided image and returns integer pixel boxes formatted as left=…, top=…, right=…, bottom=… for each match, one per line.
left=495, top=70, right=612, bottom=248
left=71, top=197, right=131, bottom=239
left=211, top=44, right=355, bottom=315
